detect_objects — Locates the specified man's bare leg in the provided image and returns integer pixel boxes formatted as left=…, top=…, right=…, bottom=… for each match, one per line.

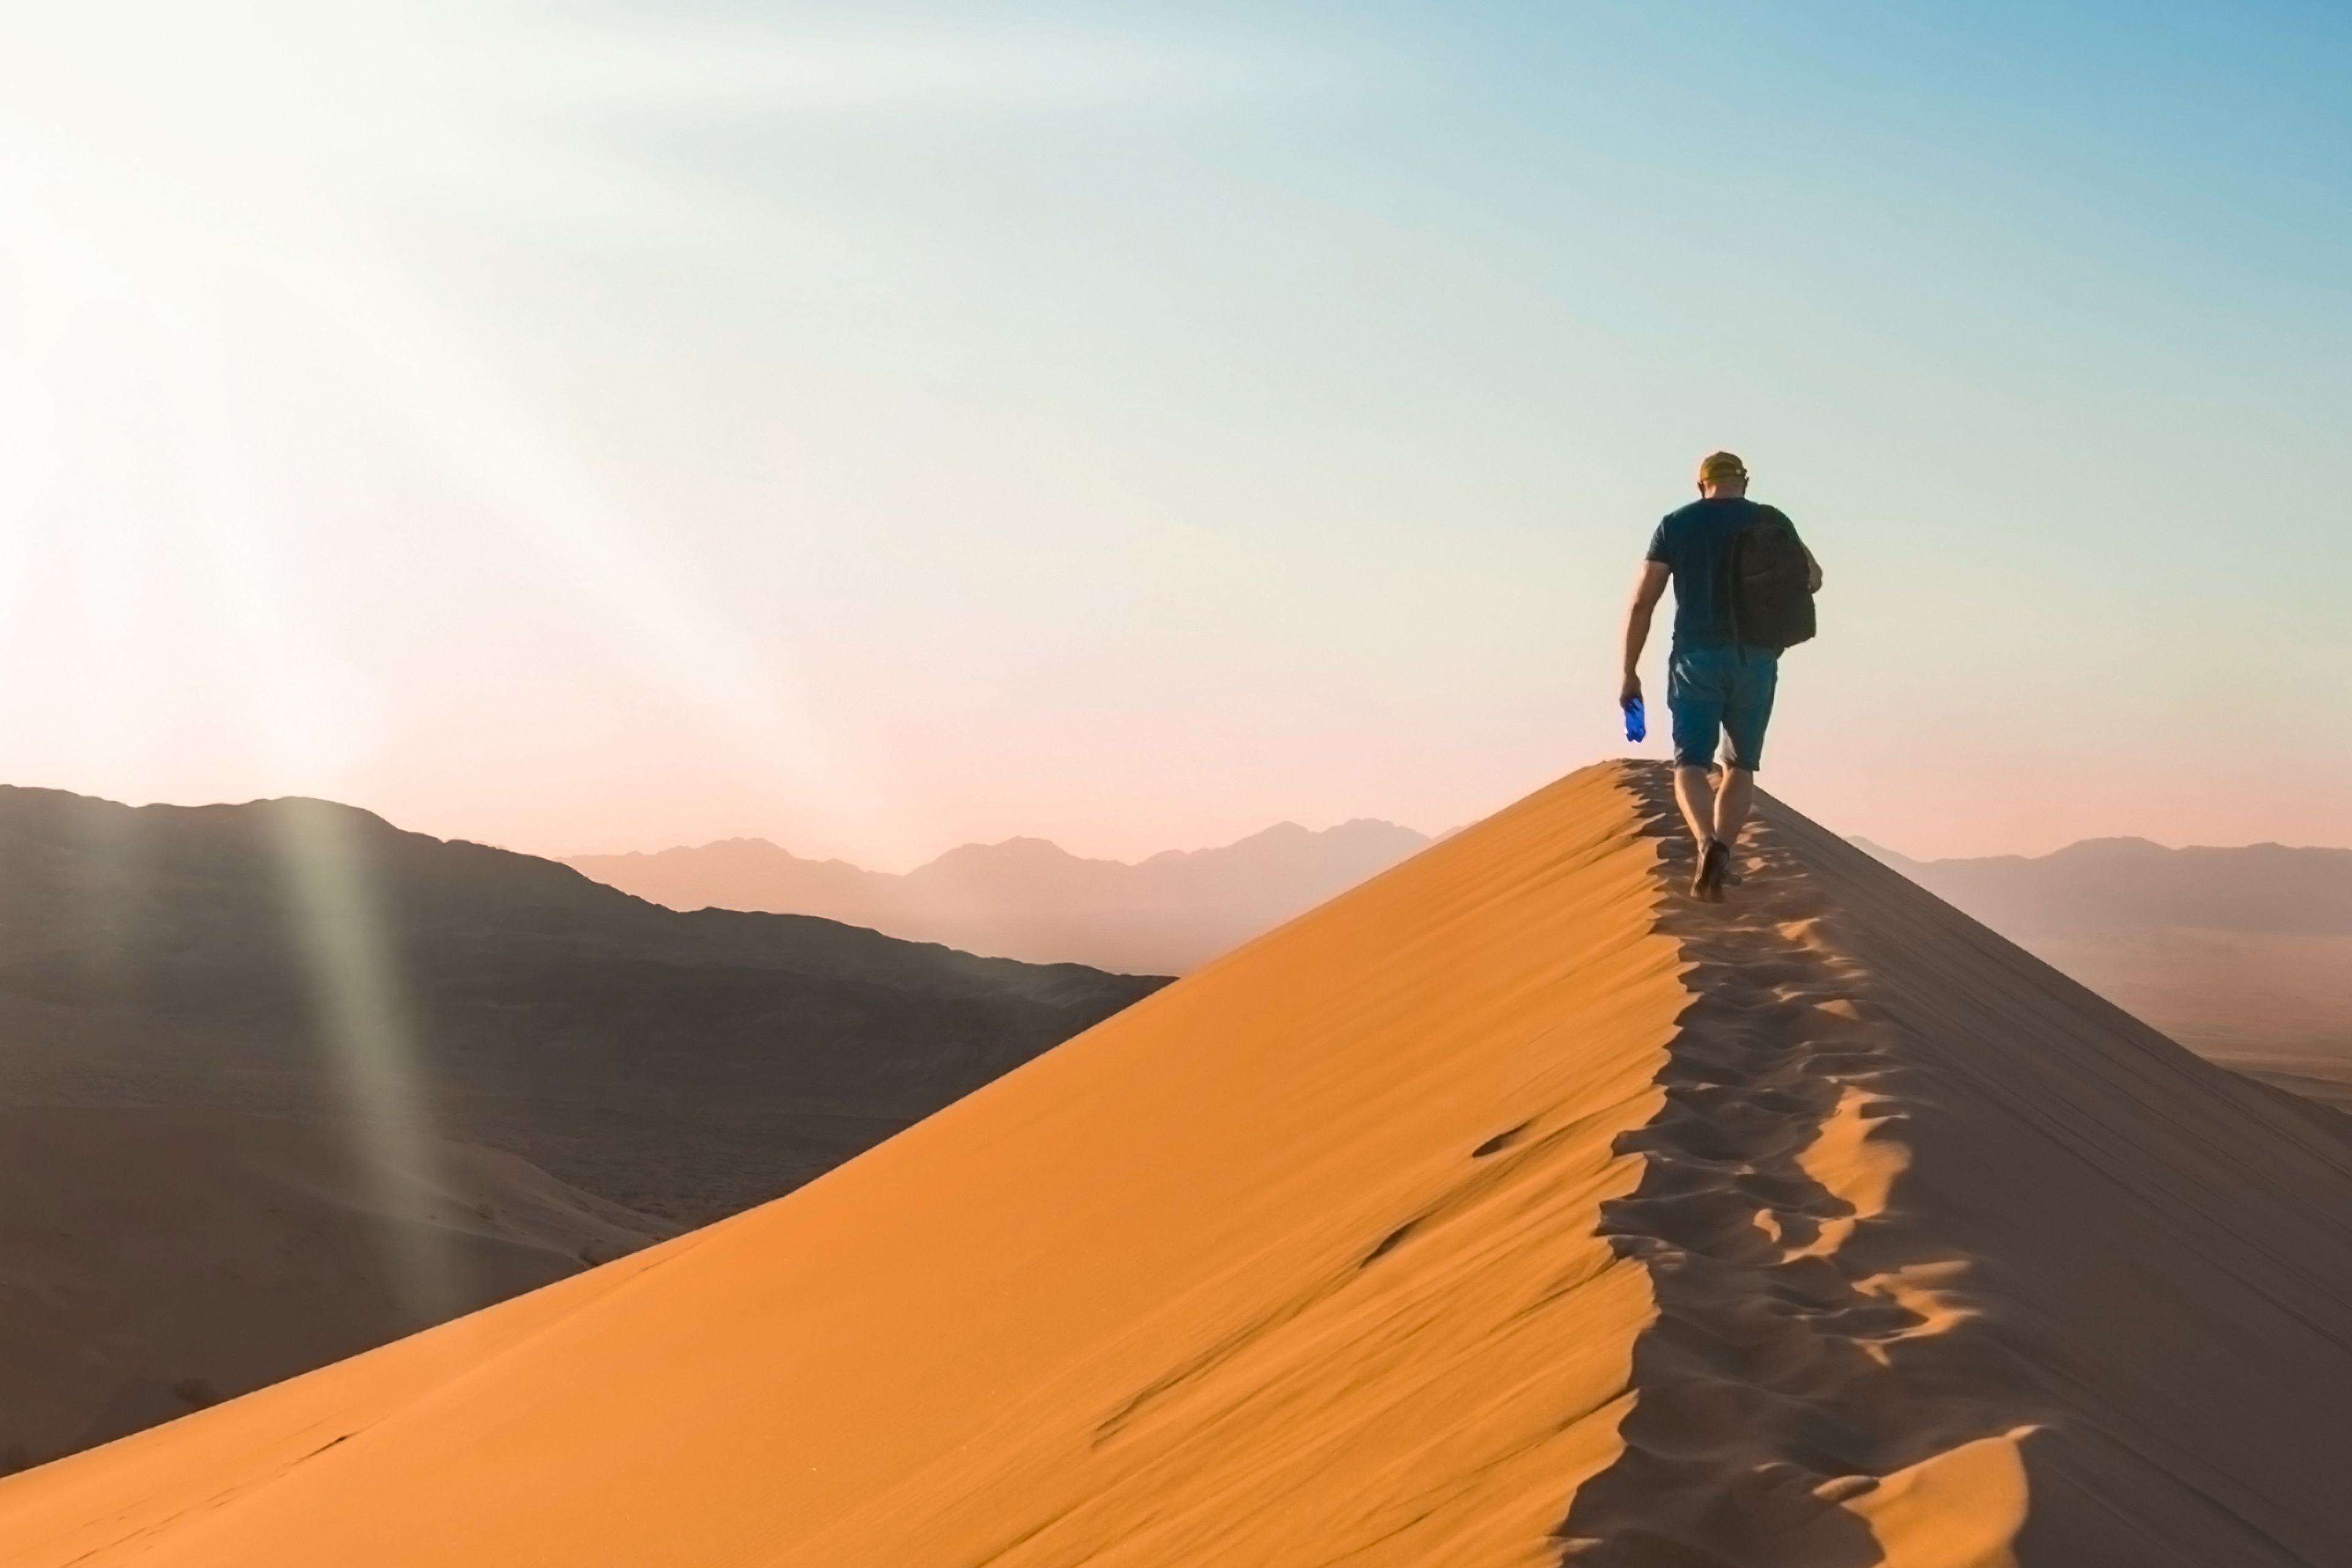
left=1712, top=767, right=1755, bottom=849
left=1675, top=764, right=1749, bottom=900
left=1673, top=765, right=1717, bottom=852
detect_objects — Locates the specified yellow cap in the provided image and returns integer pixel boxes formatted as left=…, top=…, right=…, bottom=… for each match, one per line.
left=1698, top=451, right=1747, bottom=483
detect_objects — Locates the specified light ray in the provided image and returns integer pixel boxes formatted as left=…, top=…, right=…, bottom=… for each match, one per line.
left=268, top=796, right=461, bottom=1322
left=0, top=1, right=1210, bottom=860
left=0, top=1, right=1296, bottom=1310
left=111, top=282, right=469, bottom=1320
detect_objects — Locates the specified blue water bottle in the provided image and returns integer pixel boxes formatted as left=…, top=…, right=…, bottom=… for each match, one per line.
left=1621, top=695, right=1646, bottom=743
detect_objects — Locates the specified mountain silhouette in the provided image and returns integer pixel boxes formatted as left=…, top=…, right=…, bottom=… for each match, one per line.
left=9, top=761, right=2346, bottom=1562
left=0, top=785, right=1162, bottom=1224
left=565, top=818, right=1432, bottom=974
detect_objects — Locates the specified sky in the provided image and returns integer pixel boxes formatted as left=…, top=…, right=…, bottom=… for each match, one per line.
left=0, top=0, right=2345, bottom=868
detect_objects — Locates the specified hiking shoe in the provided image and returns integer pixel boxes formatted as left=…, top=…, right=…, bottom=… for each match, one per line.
left=1694, top=840, right=1731, bottom=902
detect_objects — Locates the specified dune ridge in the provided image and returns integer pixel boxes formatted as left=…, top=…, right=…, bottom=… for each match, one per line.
left=1, top=761, right=2348, bottom=1564
left=1562, top=769, right=2035, bottom=1565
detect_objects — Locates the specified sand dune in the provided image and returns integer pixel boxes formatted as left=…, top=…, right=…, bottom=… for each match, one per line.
left=2, top=761, right=2348, bottom=1564
left=0, top=1109, right=673, bottom=1473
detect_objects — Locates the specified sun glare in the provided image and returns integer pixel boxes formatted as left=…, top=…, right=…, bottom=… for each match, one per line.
left=0, top=0, right=1284, bottom=832
left=0, top=0, right=1291, bottom=1305
left=0, top=0, right=1125, bottom=1304
left=0, top=3, right=858, bottom=796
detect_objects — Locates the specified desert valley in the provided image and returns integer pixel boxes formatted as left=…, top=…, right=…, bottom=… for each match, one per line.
left=0, top=783, right=1155, bottom=1466
left=0, top=763, right=2346, bottom=1564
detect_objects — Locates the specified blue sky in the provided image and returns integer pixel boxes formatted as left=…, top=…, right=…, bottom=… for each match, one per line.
left=0, top=0, right=2342, bottom=861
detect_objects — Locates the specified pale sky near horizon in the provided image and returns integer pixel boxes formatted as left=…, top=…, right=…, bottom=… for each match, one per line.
left=0, top=0, right=2345, bottom=869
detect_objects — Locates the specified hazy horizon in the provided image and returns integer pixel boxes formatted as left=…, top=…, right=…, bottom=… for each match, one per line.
left=9, top=772, right=2352, bottom=877
left=567, top=813, right=1436, bottom=874
left=577, top=818, right=2346, bottom=877
left=2, top=2, right=2345, bottom=867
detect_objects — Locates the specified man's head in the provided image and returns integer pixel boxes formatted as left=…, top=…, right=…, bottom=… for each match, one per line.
left=1697, top=451, right=1748, bottom=498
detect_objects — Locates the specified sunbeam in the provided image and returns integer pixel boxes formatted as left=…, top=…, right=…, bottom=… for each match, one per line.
left=0, top=3, right=929, bottom=846
left=0, top=1, right=1298, bottom=1297
left=0, top=1, right=1280, bottom=850
left=268, top=796, right=460, bottom=1322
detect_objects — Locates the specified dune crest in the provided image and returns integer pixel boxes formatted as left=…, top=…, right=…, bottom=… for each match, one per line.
left=1563, top=769, right=2036, bottom=1565
left=1, top=762, right=2348, bottom=1565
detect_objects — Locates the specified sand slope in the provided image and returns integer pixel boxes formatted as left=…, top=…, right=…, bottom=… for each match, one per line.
left=2, top=761, right=2348, bottom=1565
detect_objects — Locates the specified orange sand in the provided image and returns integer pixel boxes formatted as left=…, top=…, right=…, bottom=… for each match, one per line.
left=1, top=761, right=2347, bottom=1564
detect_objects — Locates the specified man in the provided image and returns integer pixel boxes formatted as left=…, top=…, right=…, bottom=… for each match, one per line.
left=1619, top=451, right=1822, bottom=900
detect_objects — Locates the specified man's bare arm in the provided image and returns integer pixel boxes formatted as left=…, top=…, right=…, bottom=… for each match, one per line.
left=1621, top=559, right=1671, bottom=702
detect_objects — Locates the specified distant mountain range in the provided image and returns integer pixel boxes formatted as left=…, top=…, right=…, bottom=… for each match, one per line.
left=1856, top=835, right=2352, bottom=1110
left=1852, top=836, right=2352, bottom=935
left=566, top=819, right=1436, bottom=975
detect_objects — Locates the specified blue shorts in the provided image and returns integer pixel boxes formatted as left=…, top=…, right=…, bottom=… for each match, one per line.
left=1667, top=644, right=1779, bottom=771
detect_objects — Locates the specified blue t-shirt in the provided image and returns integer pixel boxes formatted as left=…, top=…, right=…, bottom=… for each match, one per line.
left=1646, top=497, right=1783, bottom=649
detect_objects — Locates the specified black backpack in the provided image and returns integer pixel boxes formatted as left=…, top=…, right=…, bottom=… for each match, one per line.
left=1729, top=506, right=1817, bottom=650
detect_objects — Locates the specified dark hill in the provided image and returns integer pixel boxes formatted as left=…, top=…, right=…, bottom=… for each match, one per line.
left=0, top=786, right=1167, bottom=1225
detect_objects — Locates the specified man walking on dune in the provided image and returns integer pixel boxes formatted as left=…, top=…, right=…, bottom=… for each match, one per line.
left=1620, top=451, right=1822, bottom=900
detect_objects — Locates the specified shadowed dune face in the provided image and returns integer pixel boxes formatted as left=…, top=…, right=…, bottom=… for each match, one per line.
left=1, top=762, right=2348, bottom=1565
left=1773, top=809, right=2352, bottom=1565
